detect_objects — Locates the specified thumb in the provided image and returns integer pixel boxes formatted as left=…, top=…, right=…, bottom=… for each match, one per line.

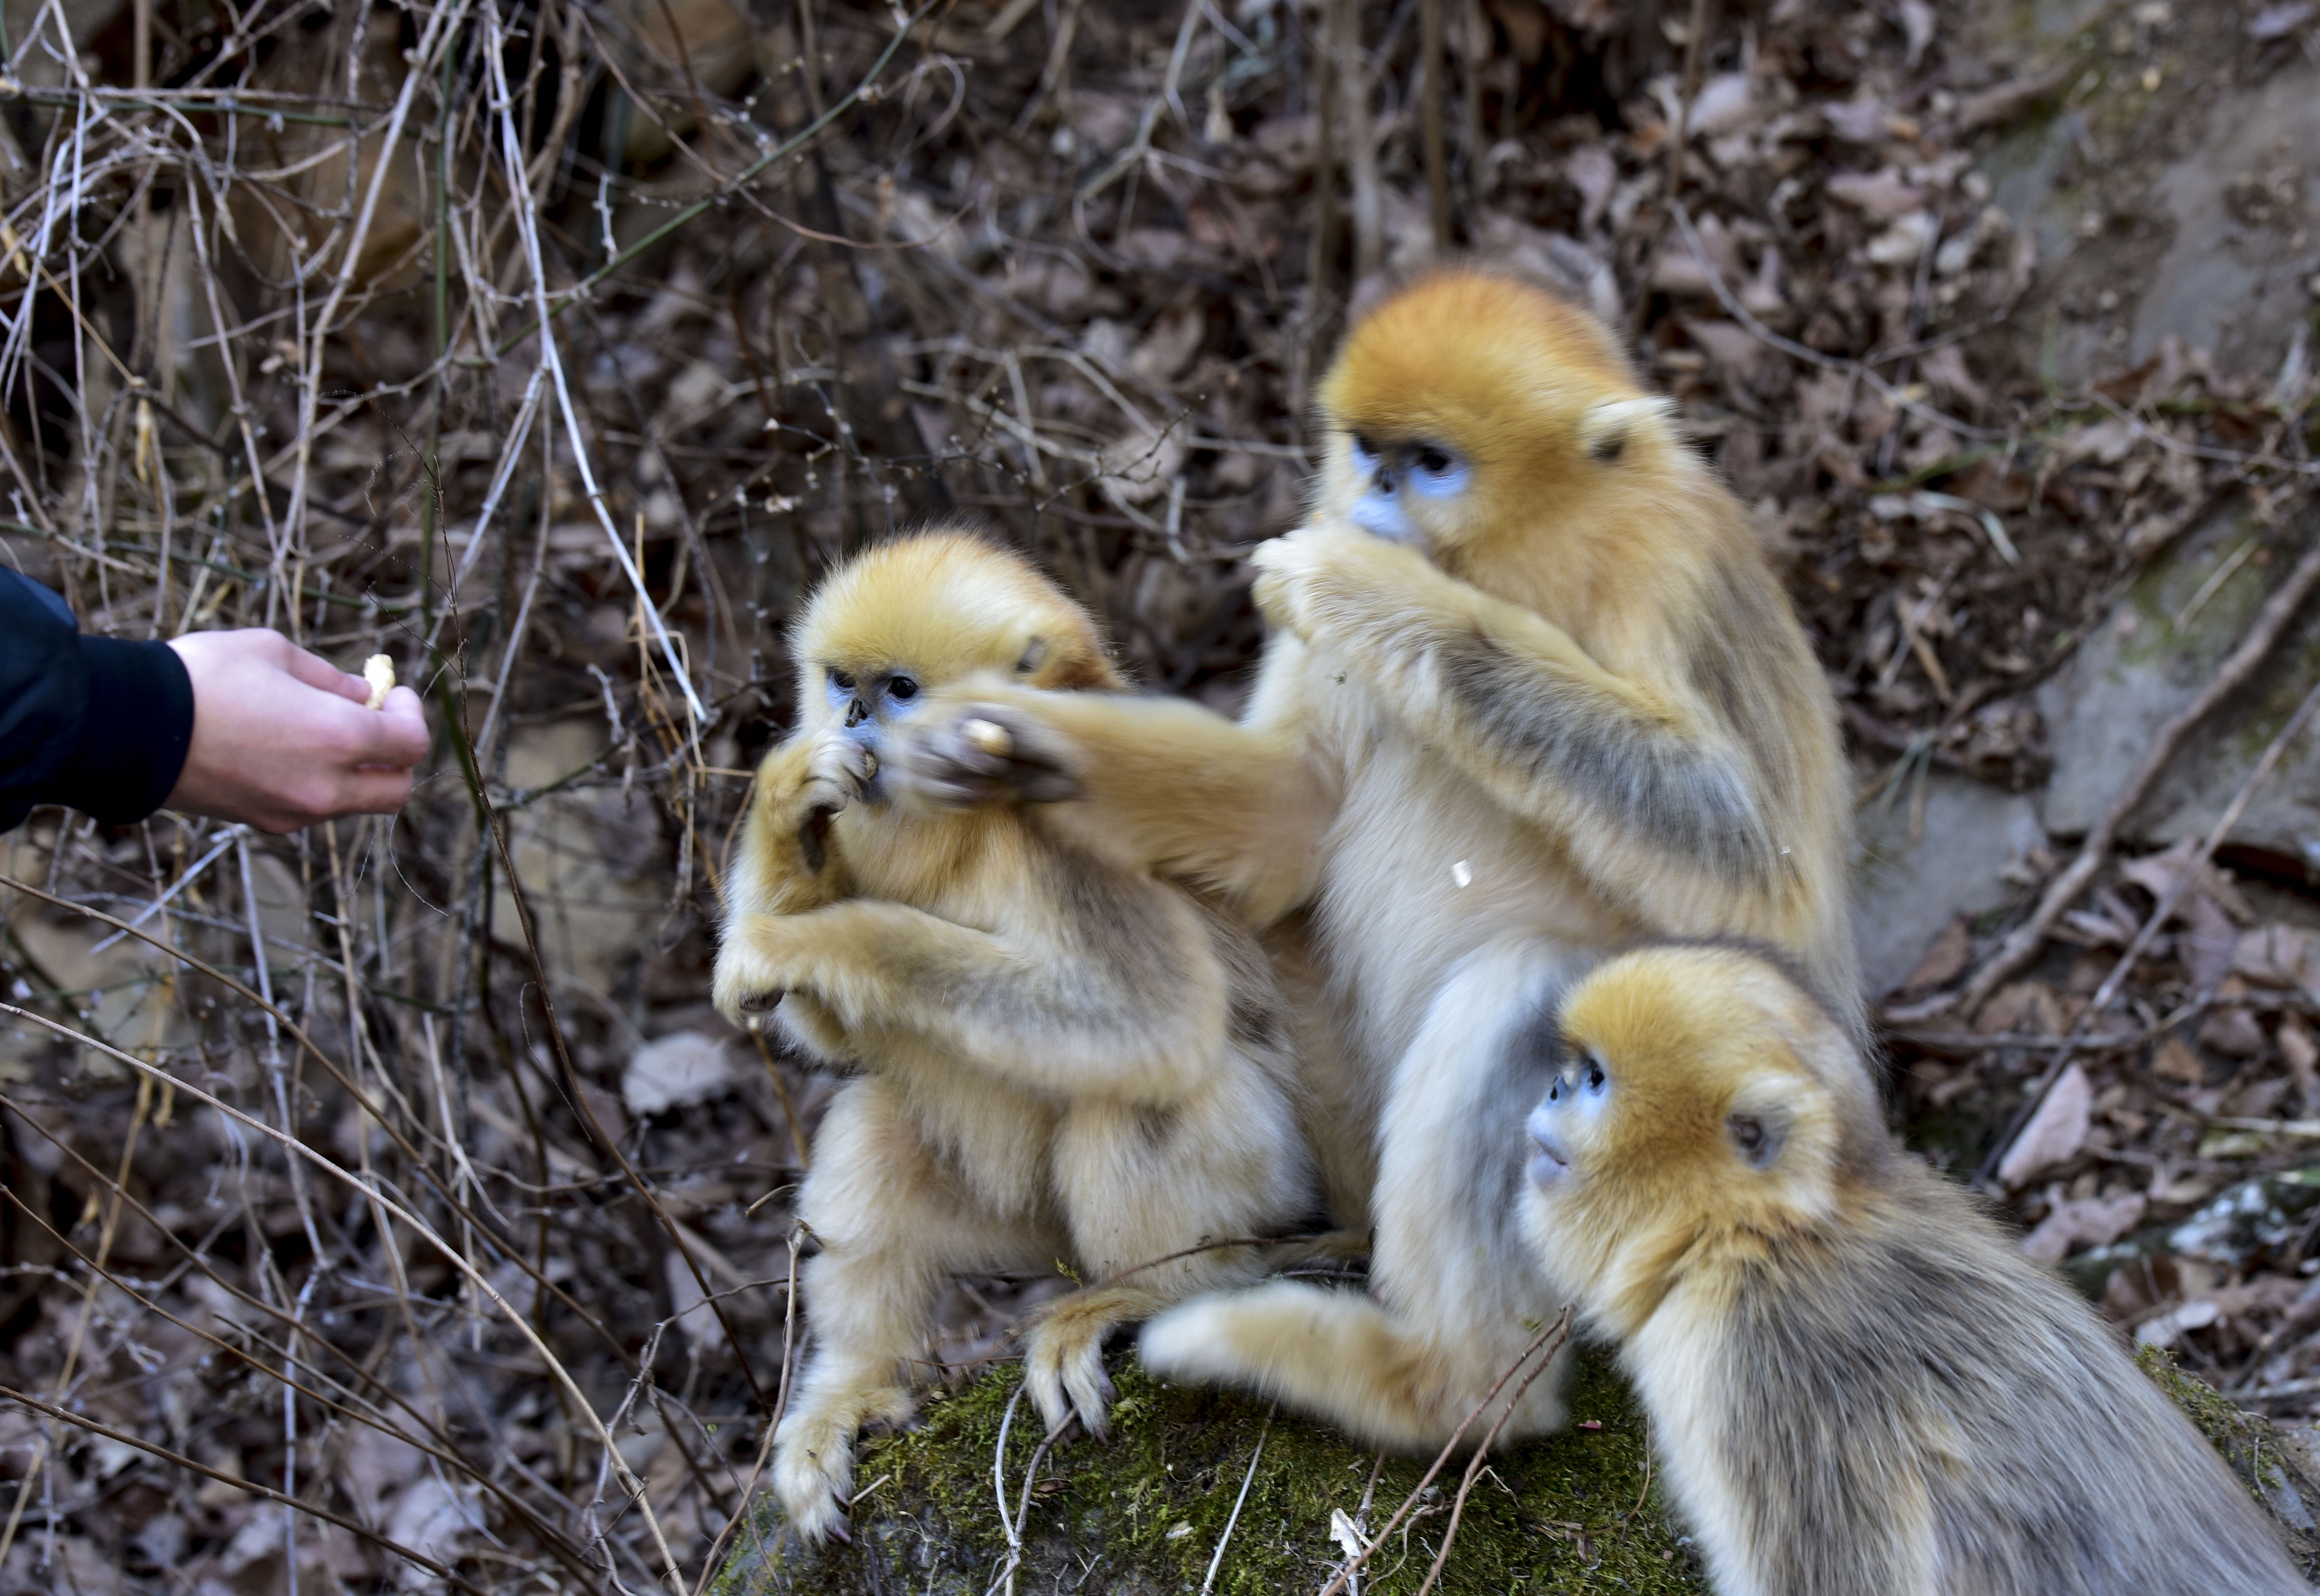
left=348, top=686, right=431, bottom=769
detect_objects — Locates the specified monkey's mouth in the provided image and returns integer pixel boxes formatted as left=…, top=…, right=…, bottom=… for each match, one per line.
left=1525, top=1105, right=1569, bottom=1185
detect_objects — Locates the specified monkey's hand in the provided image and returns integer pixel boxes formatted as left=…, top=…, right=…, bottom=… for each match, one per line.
left=712, top=911, right=819, bottom=1021
left=889, top=691, right=1085, bottom=809
left=777, top=731, right=874, bottom=874
left=1250, top=522, right=1440, bottom=654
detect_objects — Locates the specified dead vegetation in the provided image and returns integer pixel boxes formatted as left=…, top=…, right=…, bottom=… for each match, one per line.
left=0, top=0, right=2317, bottom=1590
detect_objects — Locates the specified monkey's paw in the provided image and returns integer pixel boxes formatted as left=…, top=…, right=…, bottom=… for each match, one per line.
left=891, top=699, right=1083, bottom=809
left=1250, top=523, right=1433, bottom=644
left=1022, top=1298, right=1120, bottom=1439
left=770, top=1385, right=915, bottom=1544
left=781, top=732, right=873, bottom=872
left=711, top=913, right=815, bottom=1022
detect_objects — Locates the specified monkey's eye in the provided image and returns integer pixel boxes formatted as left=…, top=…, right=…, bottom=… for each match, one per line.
left=886, top=675, right=920, bottom=702
left=1582, top=1052, right=1608, bottom=1094
left=1407, top=444, right=1471, bottom=499
left=828, top=669, right=856, bottom=690
left=1350, top=432, right=1378, bottom=461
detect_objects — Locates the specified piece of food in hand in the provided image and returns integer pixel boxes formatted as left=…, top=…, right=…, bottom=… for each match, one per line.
left=862, top=748, right=879, bottom=780
left=362, top=654, right=395, bottom=710
left=962, top=717, right=1013, bottom=757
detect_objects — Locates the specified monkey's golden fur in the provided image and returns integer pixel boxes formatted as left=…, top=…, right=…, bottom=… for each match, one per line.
left=1525, top=944, right=2304, bottom=1596
left=714, top=530, right=1310, bottom=1542
left=891, top=271, right=1858, bottom=1451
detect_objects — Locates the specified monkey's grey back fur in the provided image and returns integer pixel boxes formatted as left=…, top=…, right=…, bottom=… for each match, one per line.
left=1683, top=1163, right=2306, bottom=1595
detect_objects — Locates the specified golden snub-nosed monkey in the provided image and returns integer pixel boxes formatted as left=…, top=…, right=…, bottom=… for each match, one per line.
left=714, top=527, right=1312, bottom=1541
left=887, top=272, right=1863, bottom=1452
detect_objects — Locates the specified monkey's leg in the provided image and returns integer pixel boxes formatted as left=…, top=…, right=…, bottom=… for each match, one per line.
left=774, top=1077, right=1045, bottom=1541
left=1141, top=941, right=1578, bottom=1452
left=889, top=665, right=1333, bottom=926
left=1033, top=1073, right=1310, bottom=1437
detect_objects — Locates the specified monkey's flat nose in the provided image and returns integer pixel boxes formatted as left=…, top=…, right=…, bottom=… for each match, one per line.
left=845, top=699, right=870, bottom=728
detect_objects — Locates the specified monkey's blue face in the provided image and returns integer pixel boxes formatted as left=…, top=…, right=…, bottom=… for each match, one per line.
left=1345, top=431, right=1472, bottom=548
left=1526, top=1048, right=1609, bottom=1188
left=824, top=665, right=923, bottom=785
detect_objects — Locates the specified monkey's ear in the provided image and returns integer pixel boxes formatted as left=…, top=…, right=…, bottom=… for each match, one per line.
left=1577, top=396, right=1672, bottom=465
left=1725, top=1106, right=1791, bottom=1170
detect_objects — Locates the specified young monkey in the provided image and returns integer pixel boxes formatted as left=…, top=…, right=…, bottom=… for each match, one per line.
left=714, top=528, right=1310, bottom=1543
left=1525, top=944, right=2305, bottom=1596
left=889, top=270, right=1860, bottom=1450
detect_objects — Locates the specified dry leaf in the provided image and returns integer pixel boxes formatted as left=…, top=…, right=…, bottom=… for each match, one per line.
left=2282, top=1015, right=2320, bottom=1113
left=622, top=1031, right=736, bottom=1117
left=2152, top=1035, right=2209, bottom=1085
left=2234, top=923, right=2313, bottom=989
left=1997, top=1062, right=2093, bottom=1187
left=2021, top=1190, right=2147, bottom=1263
left=1901, top=918, right=1972, bottom=994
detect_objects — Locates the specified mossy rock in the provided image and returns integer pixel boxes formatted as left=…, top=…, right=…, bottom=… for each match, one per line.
left=710, top=1350, right=1707, bottom=1595
left=2137, top=1344, right=2320, bottom=1579
left=712, top=1344, right=2320, bottom=1594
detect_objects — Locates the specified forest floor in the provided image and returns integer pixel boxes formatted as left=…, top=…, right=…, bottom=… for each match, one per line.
left=1, top=0, right=2318, bottom=1592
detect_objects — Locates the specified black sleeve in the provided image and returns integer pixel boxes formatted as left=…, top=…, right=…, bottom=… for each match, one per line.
left=0, top=569, right=194, bottom=831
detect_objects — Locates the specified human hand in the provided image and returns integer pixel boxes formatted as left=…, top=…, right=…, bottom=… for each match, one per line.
left=165, top=630, right=429, bottom=832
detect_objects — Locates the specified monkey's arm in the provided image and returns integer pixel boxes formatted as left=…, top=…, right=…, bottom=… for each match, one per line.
left=714, top=897, right=1231, bottom=1102
left=716, top=733, right=869, bottom=1046
left=1256, top=524, right=1779, bottom=898
left=888, top=667, right=1334, bottom=927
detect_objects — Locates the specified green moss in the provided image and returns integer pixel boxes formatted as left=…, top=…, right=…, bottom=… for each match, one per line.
left=711, top=1345, right=2320, bottom=1593
left=2137, top=1345, right=2320, bottom=1578
left=711, top=1351, right=1707, bottom=1595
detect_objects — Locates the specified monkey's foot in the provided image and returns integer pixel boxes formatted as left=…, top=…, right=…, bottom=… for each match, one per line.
left=770, top=1384, right=915, bottom=1544
left=1022, top=1298, right=1121, bottom=1438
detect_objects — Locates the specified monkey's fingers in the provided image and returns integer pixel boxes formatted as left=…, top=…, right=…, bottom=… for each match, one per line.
left=891, top=714, right=1066, bottom=806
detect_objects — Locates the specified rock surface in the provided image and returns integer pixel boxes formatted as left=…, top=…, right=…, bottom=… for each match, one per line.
left=2038, top=501, right=2320, bottom=863
left=1853, top=771, right=2048, bottom=997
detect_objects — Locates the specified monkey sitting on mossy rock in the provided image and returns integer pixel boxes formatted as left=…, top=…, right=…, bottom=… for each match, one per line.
left=707, top=1343, right=2320, bottom=1596
left=1523, top=944, right=2316, bottom=1596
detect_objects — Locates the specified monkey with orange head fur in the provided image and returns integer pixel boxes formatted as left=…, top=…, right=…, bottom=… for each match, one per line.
left=1525, top=944, right=2305, bottom=1596
left=715, top=529, right=1310, bottom=1542
left=891, top=272, right=1861, bottom=1452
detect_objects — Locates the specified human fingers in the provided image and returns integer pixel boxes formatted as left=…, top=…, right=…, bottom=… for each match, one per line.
left=274, top=635, right=374, bottom=703
left=344, top=687, right=430, bottom=769
left=332, top=765, right=417, bottom=816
